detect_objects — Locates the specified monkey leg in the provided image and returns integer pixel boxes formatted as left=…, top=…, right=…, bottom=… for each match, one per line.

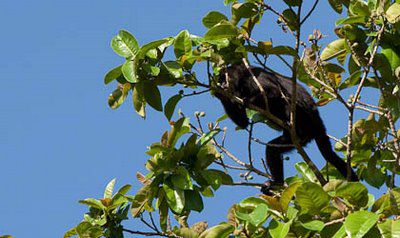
left=265, top=133, right=295, bottom=184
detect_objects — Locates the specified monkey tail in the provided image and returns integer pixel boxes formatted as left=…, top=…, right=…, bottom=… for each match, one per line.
left=313, top=119, right=359, bottom=181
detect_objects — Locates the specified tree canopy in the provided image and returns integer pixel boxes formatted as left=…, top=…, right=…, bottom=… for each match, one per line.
left=65, top=0, right=400, bottom=237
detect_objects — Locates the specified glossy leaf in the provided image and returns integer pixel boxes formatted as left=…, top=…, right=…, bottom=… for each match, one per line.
left=164, top=94, right=182, bottom=121
left=104, top=65, right=122, bottom=85
left=335, top=182, right=368, bottom=207
left=133, top=82, right=146, bottom=118
left=174, top=30, right=192, bottom=59
left=202, top=11, right=228, bottom=28
left=137, top=38, right=173, bottom=59
left=171, top=166, right=193, bottom=190
left=232, top=2, right=258, bottom=19
left=301, top=220, right=325, bottom=232
left=201, top=169, right=222, bottom=190
left=204, top=23, right=239, bottom=41
left=163, top=183, right=185, bottom=214
left=104, top=178, right=116, bottom=199
left=79, top=198, right=106, bottom=210
left=266, top=46, right=298, bottom=56
left=295, top=162, right=318, bottom=182
left=386, top=3, right=400, bottom=23
left=131, top=185, right=151, bottom=217
left=111, top=30, right=139, bottom=58
left=269, top=220, right=291, bottom=238
left=280, top=182, right=301, bottom=212
left=295, top=182, right=330, bottom=215
left=122, top=60, right=138, bottom=83
left=184, top=190, right=204, bottom=212
left=198, top=223, right=234, bottom=238
left=344, top=210, right=379, bottom=238
left=162, top=61, right=183, bottom=78
left=378, top=219, right=400, bottom=238
left=143, top=81, right=163, bottom=111
left=320, top=39, right=346, bottom=61
left=328, top=0, right=343, bottom=13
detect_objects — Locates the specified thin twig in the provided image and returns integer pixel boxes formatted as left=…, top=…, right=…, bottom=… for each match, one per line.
left=248, top=123, right=254, bottom=166
left=346, top=22, right=385, bottom=180
left=300, top=0, right=319, bottom=25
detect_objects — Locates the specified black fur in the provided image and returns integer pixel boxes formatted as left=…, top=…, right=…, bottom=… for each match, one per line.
left=214, top=64, right=358, bottom=187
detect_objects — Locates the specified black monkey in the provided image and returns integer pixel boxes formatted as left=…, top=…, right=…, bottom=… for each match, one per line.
left=214, top=64, right=358, bottom=191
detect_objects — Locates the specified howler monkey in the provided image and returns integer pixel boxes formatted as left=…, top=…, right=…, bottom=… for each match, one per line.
left=214, top=64, right=358, bottom=190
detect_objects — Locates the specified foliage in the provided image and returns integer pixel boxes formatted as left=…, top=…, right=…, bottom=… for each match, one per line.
left=68, top=0, right=400, bottom=237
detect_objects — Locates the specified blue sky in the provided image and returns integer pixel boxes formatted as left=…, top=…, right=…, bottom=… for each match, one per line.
left=0, top=1, right=382, bottom=237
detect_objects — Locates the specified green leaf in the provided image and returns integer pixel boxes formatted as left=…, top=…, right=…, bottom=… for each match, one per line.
left=301, top=220, right=325, bottom=231
left=204, top=23, right=239, bottom=41
left=137, top=38, right=173, bottom=59
left=282, top=9, right=298, bottom=31
left=174, top=30, right=192, bottom=59
left=386, top=3, right=400, bottom=23
left=382, top=45, right=400, bottom=72
left=164, top=94, right=182, bottom=121
left=344, top=210, right=379, bottom=238
left=163, top=183, right=185, bottom=214
left=79, top=198, right=105, bottom=210
left=104, top=178, right=116, bottom=199
left=336, top=16, right=367, bottom=25
left=133, top=82, right=146, bottom=118
left=249, top=204, right=269, bottom=227
left=321, top=39, right=347, bottom=61
left=171, top=166, right=193, bottom=190
left=378, top=219, right=400, bottom=238
left=201, top=169, right=222, bottom=190
left=295, top=162, right=318, bottom=182
left=280, top=181, right=302, bottom=212
left=295, top=182, right=330, bottom=215
left=104, top=65, right=122, bottom=85
left=349, top=0, right=370, bottom=16
left=162, top=61, right=183, bottom=78
left=199, top=129, right=221, bottom=146
left=335, top=182, right=368, bottom=207
left=122, top=60, right=138, bottom=83
left=284, top=0, right=302, bottom=6
left=202, top=11, right=228, bottom=28
left=265, top=45, right=298, bottom=56
left=115, top=184, right=132, bottom=196
left=108, top=84, right=130, bottom=109
left=143, top=81, right=163, bottom=111
left=232, top=2, right=258, bottom=19
left=332, top=225, right=346, bottom=238
left=184, top=190, right=204, bottom=212
left=131, top=185, right=151, bottom=217
left=111, top=30, right=139, bottom=58
left=328, top=0, right=343, bottom=13
left=269, top=220, right=291, bottom=238
left=198, top=223, right=234, bottom=238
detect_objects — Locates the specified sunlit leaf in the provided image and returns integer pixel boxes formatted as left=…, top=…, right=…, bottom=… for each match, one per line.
left=202, top=11, right=228, bottom=28
left=104, top=178, right=116, bottom=199
left=104, top=65, right=122, bottom=85
left=295, top=182, right=330, bottom=215
left=321, top=39, right=347, bottom=61
left=133, top=82, right=146, bottom=118
left=198, top=223, right=234, bottom=238
left=163, top=182, right=185, bottom=214
left=344, top=210, right=379, bottom=237
left=111, top=30, right=139, bottom=58
left=204, top=23, right=239, bottom=41
left=174, top=30, right=192, bottom=59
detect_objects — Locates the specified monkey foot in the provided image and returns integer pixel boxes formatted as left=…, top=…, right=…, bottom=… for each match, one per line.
left=260, top=180, right=284, bottom=196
